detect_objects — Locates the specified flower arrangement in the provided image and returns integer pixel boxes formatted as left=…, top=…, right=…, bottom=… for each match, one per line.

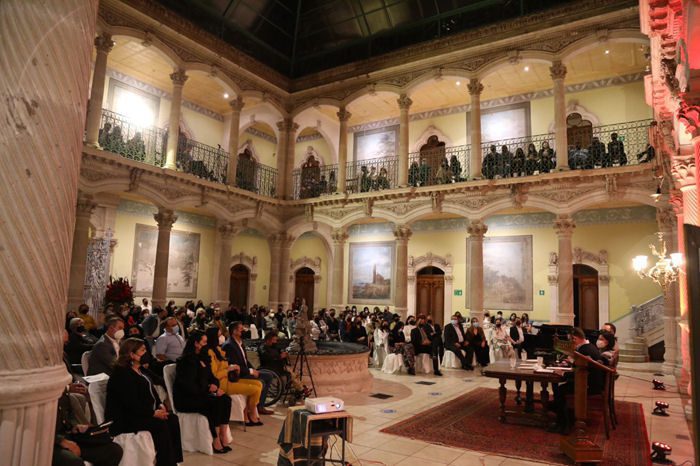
left=104, top=276, right=134, bottom=307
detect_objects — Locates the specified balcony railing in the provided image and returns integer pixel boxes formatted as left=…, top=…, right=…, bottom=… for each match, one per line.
left=236, top=157, right=277, bottom=197
left=480, top=133, right=557, bottom=179
left=408, top=144, right=470, bottom=187
left=177, top=139, right=228, bottom=184
left=589, top=119, right=654, bottom=167
left=98, top=109, right=166, bottom=167
left=291, top=163, right=339, bottom=200
left=346, top=155, right=398, bottom=194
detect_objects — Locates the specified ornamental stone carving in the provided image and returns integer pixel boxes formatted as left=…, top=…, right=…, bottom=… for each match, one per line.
left=409, top=252, right=452, bottom=269
left=337, top=108, right=352, bottom=122
left=290, top=256, right=322, bottom=271
left=550, top=61, right=567, bottom=80
left=229, top=96, right=245, bottom=112
left=677, top=102, right=700, bottom=139
left=450, top=197, right=489, bottom=210
left=82, top=167, right=117, bottom=182
left=573, top=248, right=608, bottom=265
left=671, top=157, right=696, bottom=187
left=467, top=220, right=488, bottom=237
left=536, top=189, right=587, bottom=203
left=218, top=222, right=239, bottom=240
left=554, top=215, right=575, bottom=236
left=331, top=229, right=348, bottom=244
left=128, top=167, right=144, bottom=191
left=94, top=33, right=115, bottom=53
left=230, top=252, right=257, bottom=270
left=154, top=209, right=177, bottom=230
left=397, top=94, right=413, bottom=110
left=169, top=69, right=188, bottom=86
left=549, top=252, right=558, bottom=266
left=393, top=224, right=412, bottom=242
left=468, top=78, right=484, bottom=96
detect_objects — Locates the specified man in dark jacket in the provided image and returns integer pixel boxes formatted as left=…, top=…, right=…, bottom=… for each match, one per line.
left=258, top=333, right=308, bottom=398
left=87, top=317, right=124, bottom=376
left=410, top=315, right=442, bottom=376
left=443, top=314, right=473, bottom=370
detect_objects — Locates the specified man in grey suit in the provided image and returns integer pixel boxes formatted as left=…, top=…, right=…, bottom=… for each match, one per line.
left=87, top=317, right=124, bottom=375
left=142, top=306, right=168, bottom=343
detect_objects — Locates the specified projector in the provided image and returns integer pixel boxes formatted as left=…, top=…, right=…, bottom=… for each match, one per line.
left=305, top=397, right=345, bottom=414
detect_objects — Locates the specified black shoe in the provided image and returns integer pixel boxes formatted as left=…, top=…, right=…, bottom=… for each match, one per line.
left=223, top=446, right=232, bottom=452
left=434, top=371, right=443, bottom=376
left=214, top=447, right=227, bottom=454
left=408, top=368, right=416, bottom=375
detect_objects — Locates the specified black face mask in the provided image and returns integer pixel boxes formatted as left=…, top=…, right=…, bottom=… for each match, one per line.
left=76, top=326, right=86, bottom=333
left=496, top=324, right=502, bottom=328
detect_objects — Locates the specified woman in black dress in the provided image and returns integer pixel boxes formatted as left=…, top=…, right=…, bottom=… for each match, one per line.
left=105, top=338, right=183, bottom=466
left=174, top=330, right=233, bottom=453
left=466, top=317, right=490, bottom=370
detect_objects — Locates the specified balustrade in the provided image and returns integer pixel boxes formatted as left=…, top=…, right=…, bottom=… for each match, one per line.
left=98, top=109, right=166, bottom=166
left=345, top=155, right=398, bottom=194
left=480, top=133, right=557, bottom=179
left=236, top=157, right=277, bottom=197
left=292, top=163, right=339, bottom=200
left=632, top=294, right=665, bottom=337
left=407, top=144, right=470, bottom=187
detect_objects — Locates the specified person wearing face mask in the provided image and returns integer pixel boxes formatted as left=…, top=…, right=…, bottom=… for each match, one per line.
left=491, top=318, right=514, bottom=360
left=507, top=313, right=518, bottom=328
left=509, top=319, right=526, bottom=359
left=466, top=318, right=490, bottom=370
left=106, top=338, right=183, bottom=466
left=155, top=317, right=186, bottom=363
left=143, top=307, right=169, bottom=343
left=87, top=317, right=125, bottom=376
left=443, top=314, right=473, bottom=370
left=403, top=316, right=416, bottom=343
left=65, top=317, right=98, bottom=366
left=410, top=315, right=443, bottom=376
left=349, top=317, right=368, bottom=345
left=596, top=331, right=618, bottom=368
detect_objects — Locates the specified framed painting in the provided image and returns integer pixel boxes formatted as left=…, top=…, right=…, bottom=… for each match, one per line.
left=467, top=235, right=533, bottom=311
left=348, top=241, right=395, bottom=304
left=353, top=125, right=399, bottom=162
left=478, top=102, right=531, bottom=144
left=131, top=224, right=201, bottom=297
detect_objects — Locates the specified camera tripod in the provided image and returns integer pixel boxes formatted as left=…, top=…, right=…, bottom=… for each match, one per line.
left=292, top=339, right=317, bottom=398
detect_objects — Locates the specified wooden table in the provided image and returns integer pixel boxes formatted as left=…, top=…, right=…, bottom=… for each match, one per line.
left=483, top=361, right=564, bottom=427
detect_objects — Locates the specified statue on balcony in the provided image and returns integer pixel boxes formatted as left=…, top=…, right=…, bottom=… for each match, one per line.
left=538, top=141, right=555, bottom=173
left=606, top=133, right=627, bottom=167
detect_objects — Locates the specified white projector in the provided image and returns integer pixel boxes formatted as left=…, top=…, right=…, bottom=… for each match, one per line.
left=305, top=397, right=345, bottom=414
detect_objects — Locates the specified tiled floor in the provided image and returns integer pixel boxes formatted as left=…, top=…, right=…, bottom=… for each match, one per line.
left=183, top=363, right=694, bottom=465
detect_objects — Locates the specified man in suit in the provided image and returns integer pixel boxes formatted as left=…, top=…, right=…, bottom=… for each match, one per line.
left=410, top=315, right=442, bottom=376
left=142, top=306, right=168, bottom=343
left=443, top=314, right=473, bottom=370
left=509, top=319, right=526, bottom=359
left=223, top=321, right=275, bottom=415
left=87, top=317, right=124, bottom=376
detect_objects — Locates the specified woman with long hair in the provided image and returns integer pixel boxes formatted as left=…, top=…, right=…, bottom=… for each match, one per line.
left=174, top=331, right=232, bottom=453
left=105, top=338, right=183, bottom=466
left=204, top=326, right=263, bottom=426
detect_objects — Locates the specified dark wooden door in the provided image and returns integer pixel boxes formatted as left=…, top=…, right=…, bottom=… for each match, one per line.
left=573, top=264, right=599, bottom=330
left=229, top=264, right=249, bottom=310
left=294, top=267, right=315, bottom=316
left=566, top=113, right=593, bottom=149
left=416, top=266, right=445, bottom=326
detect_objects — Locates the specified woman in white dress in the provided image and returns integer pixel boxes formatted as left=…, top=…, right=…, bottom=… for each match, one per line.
left=492, top=319, right=515, bottom=359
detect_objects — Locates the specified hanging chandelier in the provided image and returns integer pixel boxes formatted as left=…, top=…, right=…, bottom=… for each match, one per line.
left=632, top=232, right=682, bottom=290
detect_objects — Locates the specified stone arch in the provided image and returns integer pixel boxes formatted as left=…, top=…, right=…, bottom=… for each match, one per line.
left=548, top=100, right=601, bottom=134
left=294, top=108, right=340, bottom=163
left=230, top=252, right=258, bottom=307
left=292, top=98, right=342, bottom=118
left=404, top=68, right=474, bottom=94
left=342, top=85, right=402, bottom=108
left=407, top=253, right=454, bottom=324
left=239, top=90, right=288, bottom=117
left=239, top=105, right=282, bottom=140
left=285, top=222, right=334, bottom=309
left=411, top=125, right=454, bottom=153
left=477, top=53, right=554, bottom=80
left=289, top=256, right=323, bottom=310
left=183, top=64, right=241, bottom=97
left=559, top=30, right=649, bottom=62
left=108, top=29, right=183, bottom=69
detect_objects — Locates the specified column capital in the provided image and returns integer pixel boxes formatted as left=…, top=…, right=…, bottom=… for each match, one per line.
left=337, top=108, right=352, bottom=122
left=94, top=33, right=115, bottom=54
left=76, top=193, right=97, bottom=219
left=393, top=224, right=412, bottom=242
left=550, top=60, right=567, bottom=80
left=218, top=222, right=240, bottom=240
left=331, top=228, right=349, bottom=244
left=169, top=69, right=189, bottom=86
left=467, top=78, right=484, bottom=96
left=467, top=219, right=488, bottom=238
left=154, top=208, right=177, bottom=230
left=553, top=215, right=575, bottom=236
left=270, top=232, right=295, bottom=247
left=276, top=118, right=298, bottom=133
left=228, top=96, right=245, bottom=112
left=397, top=94, right=413, bottom=110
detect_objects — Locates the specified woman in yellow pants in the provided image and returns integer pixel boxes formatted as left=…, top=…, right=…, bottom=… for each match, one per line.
left=205, top=327, right=263, bottom=426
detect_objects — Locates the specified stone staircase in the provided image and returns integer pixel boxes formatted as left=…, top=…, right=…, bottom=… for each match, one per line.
left=618, top=294, right=664, bottom=363
left=619, top=336, right=649, bottom=363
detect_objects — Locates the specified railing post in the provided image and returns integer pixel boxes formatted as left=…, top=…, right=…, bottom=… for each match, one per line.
left=164, top=69, right=188, bottom=170
left=227, top=96, right=244, bottom=186
left=397, top=95, right=412, bottom=187
left=337, top=108, right=351, bottom=193
left=468, top=78, right=484, bottom=179
left=550, top=61, right=569, bottom=170
left=85, top=33, right=114, bottom=148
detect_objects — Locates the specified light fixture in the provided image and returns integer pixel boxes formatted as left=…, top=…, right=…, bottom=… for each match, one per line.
left=523, top=65, right=530, bottom=72
left=455, top=80, right=461, bottom=86
left=632, top=232, right=682, bottom=291
left=652, top=379, right=666, bottom=391
left=652, top=401, right=669, bottom=416
left=223, top=92, right=229, bottom=99
left=604, top=49, right=610, bottom=55
left=651, top=185, right=662, bottom=202
left=651, top=442, right=672, bottom=464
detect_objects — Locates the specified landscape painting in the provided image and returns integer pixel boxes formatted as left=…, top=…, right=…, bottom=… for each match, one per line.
left=348, top=242, right=394, bottom=304
left=353, top=126, right=398, bottom=162
left=467, top=235, right=532, bottom=310
left=131, top=224, right=201, bottom=297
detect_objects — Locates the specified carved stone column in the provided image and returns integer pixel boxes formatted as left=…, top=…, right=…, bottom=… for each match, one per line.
left=278, top=234, right=296, bottom=310
left=337, top=108, right=351, bottom=193
left=164, top=70, right=188, bottom=170
left=285, top=121, right=299, bottom=199
left=331, top=228, right=348, bottom=310
left=550, top=61, right=569, bottom=170
left=467, top=220, right=488, bottom=320
left=66, top=194, right=97, bottom=311
left=152, top=208, right=177, bottom=307
left=657, top=207, right=679, bottom=375
left=215, top=222, right=238, bottom=306
left=0, top=0, right=97, bottom=463
left=275, top=120, right=290, bottom=199
left=393, top=225, right=412, bottom=317
left=397, top=95, right=412, bottom=186
left=268, top=234, right=283, bottom=308
left=554, top=215, right=576, bottom=324
left=468, top=78, right=484, bottom=179
left=84, top=33, right=114, bottom=147
left=226, top=96, right=244, bottom=187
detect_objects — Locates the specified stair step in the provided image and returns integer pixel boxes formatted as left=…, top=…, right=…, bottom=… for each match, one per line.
left=620, top=348, right=647, bottom=356
left=623, top=342, right=647, bottom=351
left=619, top=354, right=648, bottom=363
left=632, top=337, right=648, bottom=344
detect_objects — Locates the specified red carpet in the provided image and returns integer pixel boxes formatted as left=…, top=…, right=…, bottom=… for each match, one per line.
left=380, top=387, right=651, bottom=465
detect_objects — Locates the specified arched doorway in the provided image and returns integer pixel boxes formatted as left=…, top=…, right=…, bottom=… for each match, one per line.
left=416, top=266, right=445, bottom=326
left=294, top=267, right=315, bottom=315
left=229, top=264, right=249, bottom=310
left=573, top=264, right=599, bottom=330
left=566, top=112, right=593, bottom=149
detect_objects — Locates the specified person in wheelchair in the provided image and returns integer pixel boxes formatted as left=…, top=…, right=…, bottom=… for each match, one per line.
left=258, top=332, right=311, bottom=401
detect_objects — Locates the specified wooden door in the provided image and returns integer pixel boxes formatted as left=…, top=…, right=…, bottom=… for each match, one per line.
left=566, top=113, right=593, bottom=149
left=229, top=264, right=249, bottom=310
left=294, top=267, right=315, bottom=316
left=416, top=267, right=445, bottom=326
left=573, top=264, right=599, bottom=330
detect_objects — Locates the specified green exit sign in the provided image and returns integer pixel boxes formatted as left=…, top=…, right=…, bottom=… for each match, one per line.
left=454, top=289, right=463, bottom=296
left=539, top=290, right=545, bottom=296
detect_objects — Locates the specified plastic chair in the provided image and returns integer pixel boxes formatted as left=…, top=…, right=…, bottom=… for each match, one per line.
left=162, top=364, right=214, bottom=455
left=373, top=329, right=387, bottom=367
left=414, top=353, right=432, bottom=374
left=442, top=349, right=463, bottom=369
left=88, top=377, right=157, bottom=466
left=81, top=351, right=91, bottom=376
left=249, top=324, right=259, bottom=340
left=381, top=353, right=404, bottom=374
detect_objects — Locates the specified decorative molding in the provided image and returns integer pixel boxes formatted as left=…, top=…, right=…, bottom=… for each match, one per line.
left=290, top=256, right=322, bottom=272
left=296, top=131, right=324, bottom=143
left=117, top=199, right=217, bottom=228
left=230, top=252, right=257, bottom=272
left=573, top=248, right=608, bottom=266
left=245, top=126, right=277, bottom=143
left=411, top=125, right=453, bottom=153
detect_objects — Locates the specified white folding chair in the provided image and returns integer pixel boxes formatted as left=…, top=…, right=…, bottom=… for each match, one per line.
left=373, top=329, right=386, bottom=367
left=162, top=364, right=214, bottom=455
left=88, top=377, right=157, bottom=466
left=229, top=395, right=247, bottom=428
left=381, top=340, right=403, bottom=374
left=81, top=351, right=91, bottom=375
left=442, top=349, right=463, bottom=369
left=249, top=324, right=259, bottom=340
left=414, top=353, right=432, bottom=374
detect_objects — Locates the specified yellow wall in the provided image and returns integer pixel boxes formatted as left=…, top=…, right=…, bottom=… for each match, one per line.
left=409, top=113, right=468, bottom=148
left=231, top=231, right=271, bottom=307
left=181, top=106, right=225, bottom=148
left=295, top=137, right=333, bottom=167
left=290, top=233, right=330, bottom=306
left=241, top=132, right=277, bottom=167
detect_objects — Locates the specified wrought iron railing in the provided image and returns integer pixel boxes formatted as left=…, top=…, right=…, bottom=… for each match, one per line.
left=480, top=133, right=556, bottom=179
left=588, top=119, right=654, bottom=168
left=632, top=294, right=664, bottom=337
left=408, top=144, right=470, bottom=187
left=291, top=163, right=340, bottom=199
left=236, top=157, right=277, bottom=197
left=98, top=109, right=166, bottom=166
left=177, top=139, right=228, bottom=183
left=345, top=155, right=398, bottom=194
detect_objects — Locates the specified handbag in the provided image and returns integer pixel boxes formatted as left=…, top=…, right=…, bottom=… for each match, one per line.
left=71, top=425, right=113, bottom=446
left=227, top=369, right=240, bottom=383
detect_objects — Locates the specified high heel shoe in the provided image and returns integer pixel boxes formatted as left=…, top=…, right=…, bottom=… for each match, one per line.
left=213, top=447, right=227, bottom=454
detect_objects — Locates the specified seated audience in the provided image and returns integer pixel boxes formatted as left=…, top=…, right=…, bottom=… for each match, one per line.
left=348, top=316, right=368, bottom=345
left=509, top=318, right=526, bottom=359
left=76, top=304, right=97, bottom=333
left=174, top=331, right=232, bottom=453
left=87, top=317, right=124, bottom=376
left=443, top=313, right=473, bottom=370
left=155, top=317, right=186, bottom=363
left=410, top=315, right=442, bottom=376
left=521, top=313, right=532, bottom=333
left=142, top=307, right=168, bottom=343
left=403, top=316, right=416, bottom=343
left=388, top=322, right=416, bottom=375
left=65, top=317, right=97, bottom=366
left=258, top=332, right=310, bottom=400
left=204, top=326, right=263, bottom=426
left=105, top=338, right=183, bottom=466
left=223, top=322, right=275, bottom=415
left=492, top=319, right=515, bottom=359
left=596, top=331, right=618, bottom=368
left=466, top=317, right=490, bottom=370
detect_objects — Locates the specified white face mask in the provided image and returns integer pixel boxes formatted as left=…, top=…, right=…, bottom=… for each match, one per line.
left=451, top=319, right=458, bottom=325
left=218, top=335, right=225, bottom=346
left=596, top=340, right=606, bottom=349
left=113, top=329, right=125, bottom=341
